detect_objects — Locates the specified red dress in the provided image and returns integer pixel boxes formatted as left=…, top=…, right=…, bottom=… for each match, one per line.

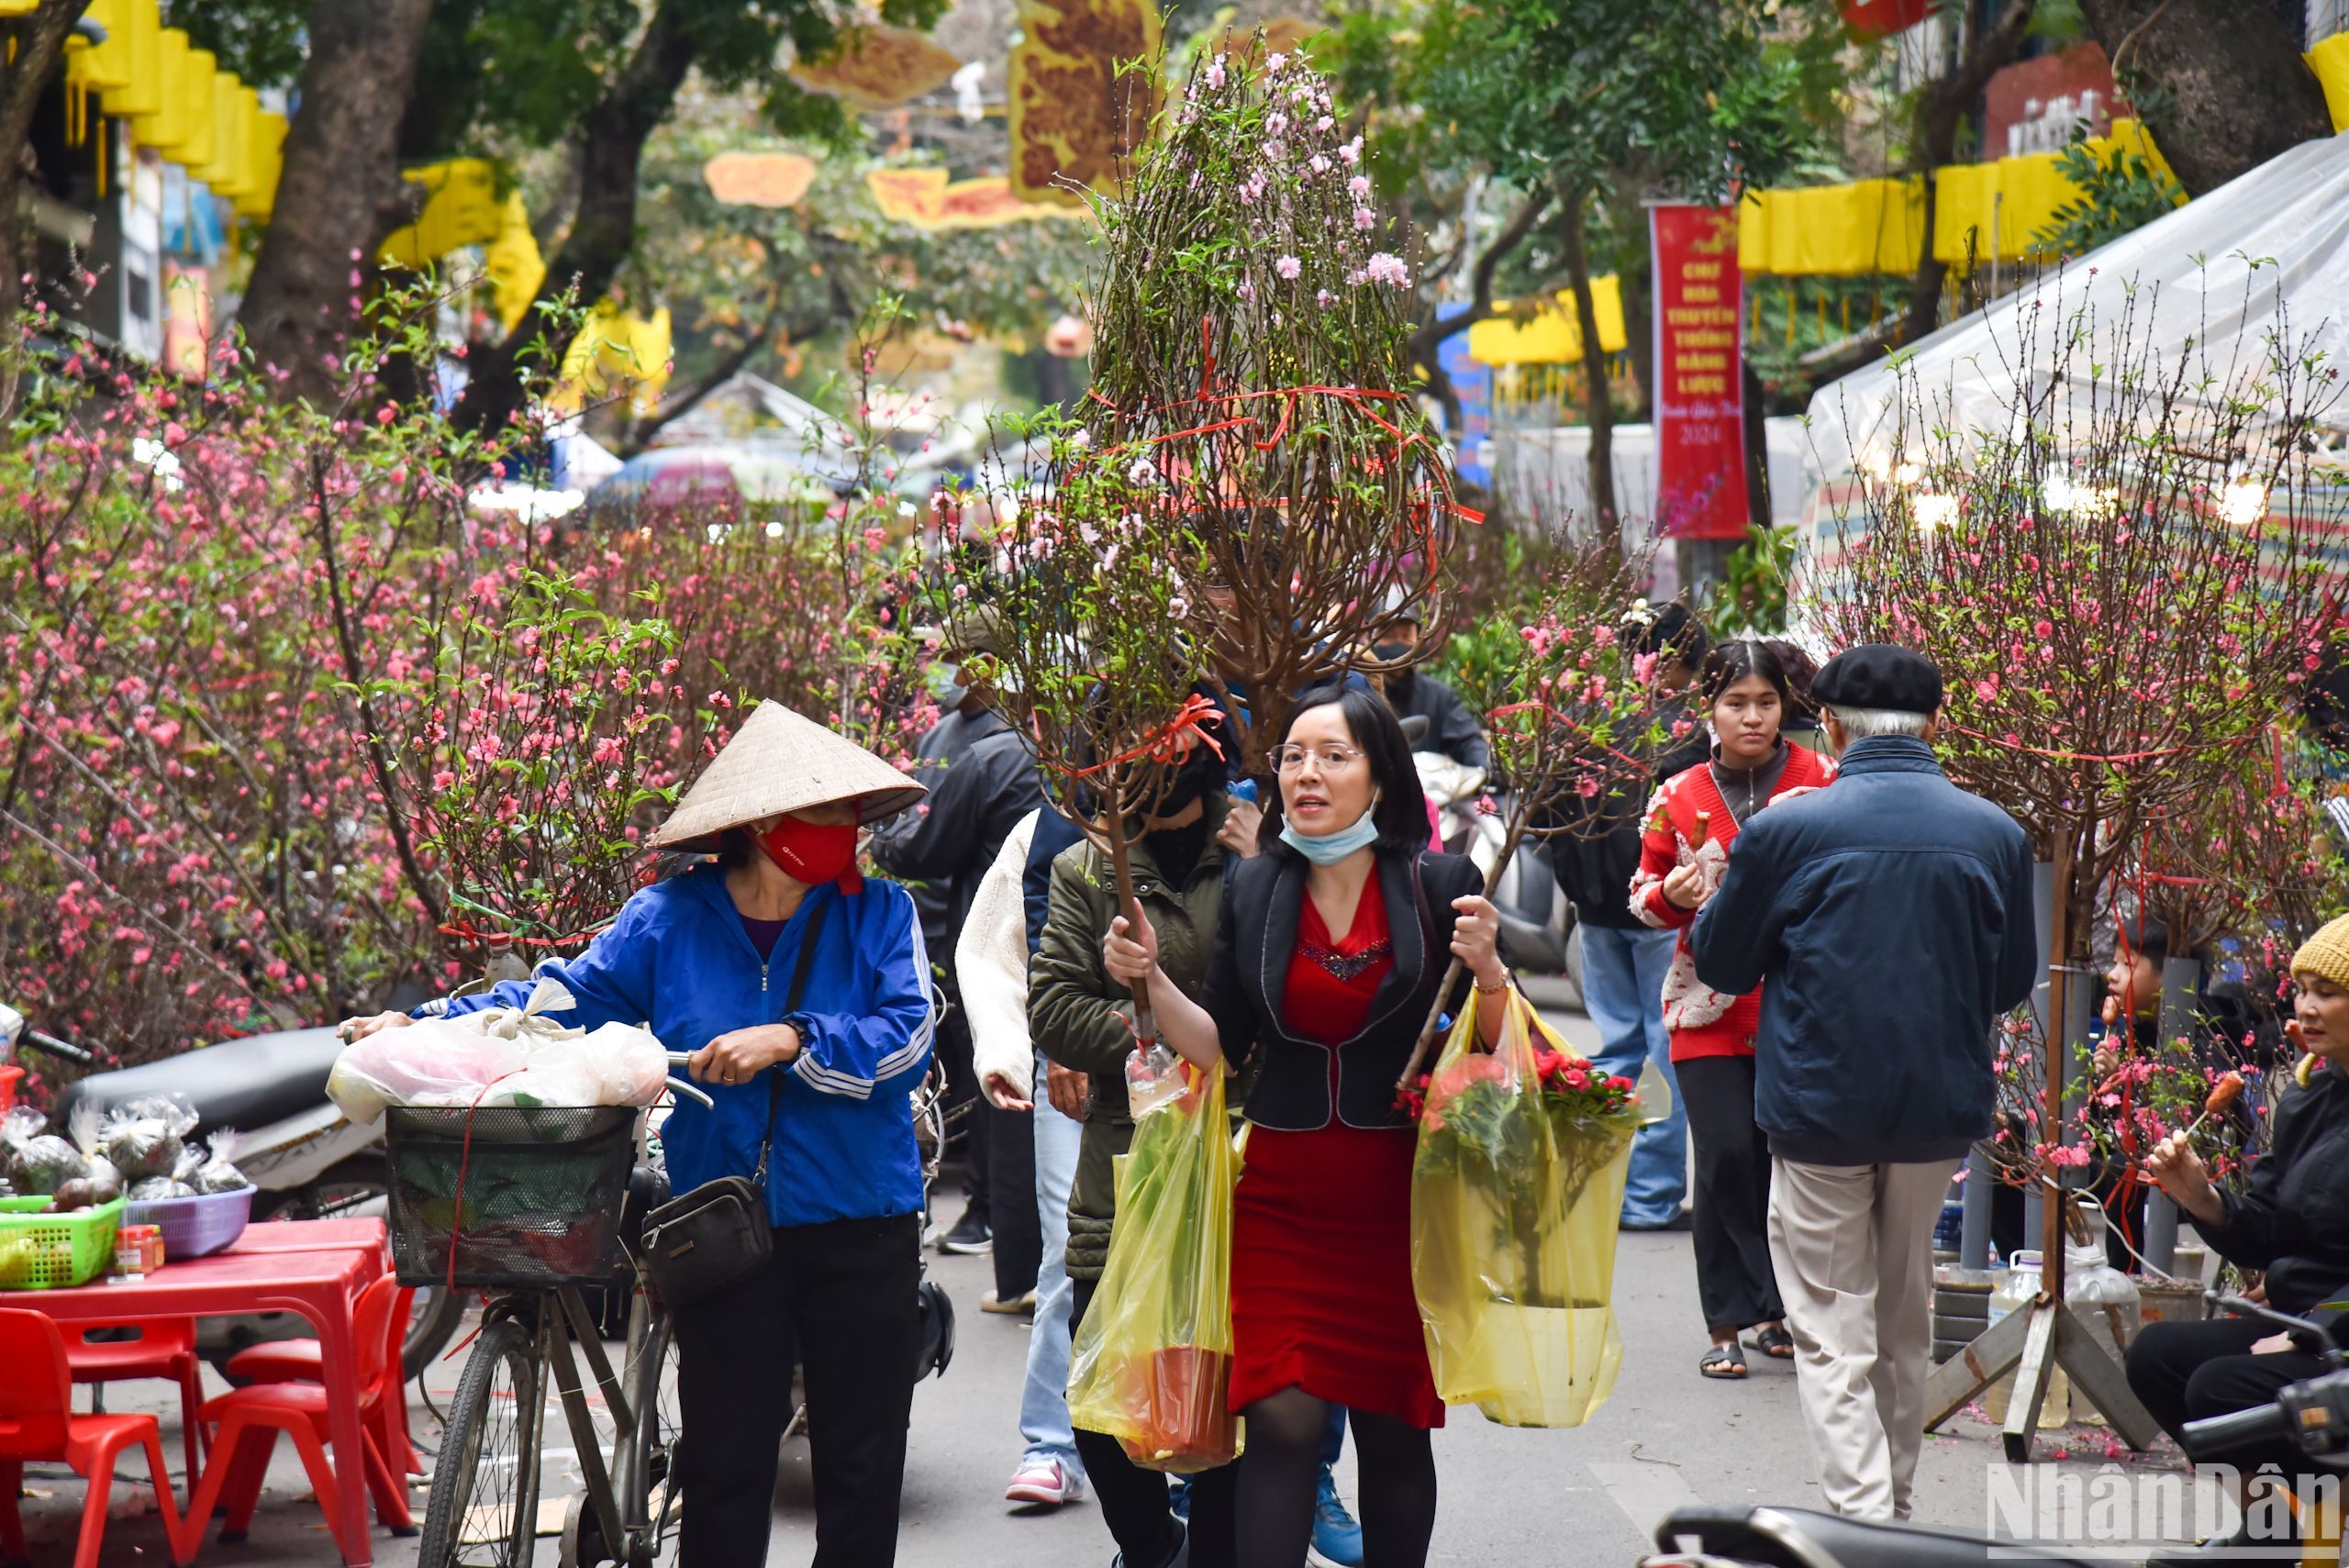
left=1229, top=873, right=1446, bottom=1429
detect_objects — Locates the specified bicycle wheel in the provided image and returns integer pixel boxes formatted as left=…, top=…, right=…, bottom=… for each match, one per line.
left=419, top=1315, right=544, bottom=1568
left=624, top=1311, right=684, bottom=1567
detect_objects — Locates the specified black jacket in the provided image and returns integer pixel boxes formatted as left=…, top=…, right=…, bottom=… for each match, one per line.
left=1546, top=699, right=1709, bottom=929
left=868, top=708, right=1045, bottom=953
left=2202, top=1062, right=2349, bottom=1316
left=1386, top=671, right=1489, bottom=773
left=1690, top=737, right=2038, bottom=1165
left=1203, top=848, right=1481, bottom=1130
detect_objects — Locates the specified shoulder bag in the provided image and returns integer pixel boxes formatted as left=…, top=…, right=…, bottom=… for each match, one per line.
left=640, top=898, right=830, bottom=1308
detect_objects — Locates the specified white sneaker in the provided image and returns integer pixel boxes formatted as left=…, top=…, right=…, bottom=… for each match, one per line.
left=1006, top=1456, right=1086, bottom=1507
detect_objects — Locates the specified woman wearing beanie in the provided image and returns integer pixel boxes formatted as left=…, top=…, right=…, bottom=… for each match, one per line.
left=2125, top=911, right=2349, bottom=1562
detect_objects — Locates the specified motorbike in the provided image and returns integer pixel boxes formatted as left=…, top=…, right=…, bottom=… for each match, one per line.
left=1419, top=752, right=1584, bottom=1010
left=1642, top=1294, right=2349, bottom=1568
left=6, top=1003, right=468, bottom=1379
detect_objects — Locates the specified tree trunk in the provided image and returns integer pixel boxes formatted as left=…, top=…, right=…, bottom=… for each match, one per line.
left=1404, top=190, right=1553, bottom=434
left=236, top=0, right=435, bottom=407
left=1620, top=256, right=1654, bottom=423
left=2078, top=0, right=2333, bottom=198
left=1901, top=0, right=2039, bottom=348
left=0, top=0, right=88, bottom=416
left=1559, top=190, right=1618, bottom=557
left=452, top=0, right=699, bottom=439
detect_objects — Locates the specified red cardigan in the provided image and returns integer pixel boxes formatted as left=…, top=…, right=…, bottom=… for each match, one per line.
left=1629, top=745, right=1837, bottom=1062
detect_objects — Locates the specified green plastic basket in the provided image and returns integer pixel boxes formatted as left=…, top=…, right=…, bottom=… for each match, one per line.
left=0, top=1195, right=125, bottom=1290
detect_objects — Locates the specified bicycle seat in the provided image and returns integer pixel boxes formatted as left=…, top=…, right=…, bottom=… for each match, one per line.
left=1653, top=1506, right=2101, bottom=1568
left=52, top=1027, right=345, bottom=1137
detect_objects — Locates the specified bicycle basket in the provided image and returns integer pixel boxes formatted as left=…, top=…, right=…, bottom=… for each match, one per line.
left=384, top=1106, right=640, bottom=1288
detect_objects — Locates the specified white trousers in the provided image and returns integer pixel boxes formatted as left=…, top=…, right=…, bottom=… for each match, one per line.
left=1766, top=1156, right=1959, bottom=1520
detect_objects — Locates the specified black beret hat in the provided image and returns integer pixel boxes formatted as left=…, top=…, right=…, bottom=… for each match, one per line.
left=1810, top=644, right=1944, bottom=716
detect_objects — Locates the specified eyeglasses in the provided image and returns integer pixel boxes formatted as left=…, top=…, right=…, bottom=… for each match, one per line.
left=1268, top=745, right=1365, bottom=774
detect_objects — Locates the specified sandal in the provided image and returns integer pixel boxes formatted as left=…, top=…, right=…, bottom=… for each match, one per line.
left=1698, top=1343, right=1748, bottom=1379
left=1753, top=1324, right=1796, bottom=1360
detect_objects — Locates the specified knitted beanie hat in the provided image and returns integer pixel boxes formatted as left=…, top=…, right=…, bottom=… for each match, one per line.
left=2292, top=913, right=2349, bottom=992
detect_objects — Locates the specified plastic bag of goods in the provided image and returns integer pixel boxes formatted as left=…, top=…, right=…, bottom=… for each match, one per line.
left=478, top=1023, right=669, bottom=1110
left=329, top=1021, right=532, bottom=1123
left=1065, top=1060, right=1241, bottom=1473
left=187, top=1129, right=251, bottom=1195
left=1408, top=992, right=1641, bottom=1428
left=2, top=1106, right=88, bottom=1196
left=99, top=1095, right=198, bottom=1182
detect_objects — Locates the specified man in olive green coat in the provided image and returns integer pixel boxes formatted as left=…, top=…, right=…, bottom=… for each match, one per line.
left=1030, top=784, right=1246, bottom=1568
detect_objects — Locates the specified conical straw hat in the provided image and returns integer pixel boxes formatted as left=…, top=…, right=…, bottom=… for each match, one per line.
left=651, top=700, right=926, bottom=851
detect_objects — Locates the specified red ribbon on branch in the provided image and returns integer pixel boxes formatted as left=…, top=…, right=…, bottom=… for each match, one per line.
left=1070, top=694, right=1229, bottom=779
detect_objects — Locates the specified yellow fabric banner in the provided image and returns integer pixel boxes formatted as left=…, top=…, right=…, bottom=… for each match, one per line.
left=1465, top=277, right=1628, bottom=366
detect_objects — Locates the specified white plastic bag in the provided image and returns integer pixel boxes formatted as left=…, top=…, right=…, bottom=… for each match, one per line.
left=479, top=1024, right=669, bottom=1110
left=328, top=1020, right=532, bottom=1124
left=327, top=979, right=668, bottom=1120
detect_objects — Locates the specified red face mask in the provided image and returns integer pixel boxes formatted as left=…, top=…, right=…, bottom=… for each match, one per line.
left=757, top=813, right=862, bottom=890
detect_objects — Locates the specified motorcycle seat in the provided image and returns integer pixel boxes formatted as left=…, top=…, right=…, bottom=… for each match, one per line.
left=1654, top=1505, right=2099, bottom=1568
left=52, top=1027, right=346, bottom=1138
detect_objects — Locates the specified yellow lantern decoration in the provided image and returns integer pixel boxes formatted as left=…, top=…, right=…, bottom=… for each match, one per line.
left=172, top=48, right=217, bottom=170
left=554, top=303, right=673, bottom=417
left=197, top=72, right=249, bottom=197
left=131, top=28, right=191, bottom=151
left=481, top=193, right=547, bottom=333
left=101, top=0, right=164, bottom=124
left=233, top=110, right=285, bottom=220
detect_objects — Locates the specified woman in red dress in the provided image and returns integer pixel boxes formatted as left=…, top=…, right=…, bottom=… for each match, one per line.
left=1103, top=685, right=1508, bottom=1568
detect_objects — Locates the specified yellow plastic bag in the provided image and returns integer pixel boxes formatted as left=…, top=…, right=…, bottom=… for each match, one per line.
left=1408, top=991, right=1641, bottom=1427
left=1065, top=1061, right=1241, bottom=1473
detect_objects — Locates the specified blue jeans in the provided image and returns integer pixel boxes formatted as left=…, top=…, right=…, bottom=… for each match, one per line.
left=1578, top=924, right=1687, bottom=1227
left=1018, top=1056, right=1087, bottom=1473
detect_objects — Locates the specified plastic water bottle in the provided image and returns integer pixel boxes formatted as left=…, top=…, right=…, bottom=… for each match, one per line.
left=1981, top=1251, right=2068, bottom=1428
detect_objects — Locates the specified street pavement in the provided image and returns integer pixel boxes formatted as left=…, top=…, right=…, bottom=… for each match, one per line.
left=30, top=979, right=2192, bottom=1565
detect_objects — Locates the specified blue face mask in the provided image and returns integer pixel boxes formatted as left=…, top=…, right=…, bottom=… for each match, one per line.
left=1279, top=795, right=1383, bottom=864
left=924, top=661, right=964, bottom=708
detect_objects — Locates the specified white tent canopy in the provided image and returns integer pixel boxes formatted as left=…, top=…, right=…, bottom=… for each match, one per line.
left=1801, top=129, right=2349, bottom=501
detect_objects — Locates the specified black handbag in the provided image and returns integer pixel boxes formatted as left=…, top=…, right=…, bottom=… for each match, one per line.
left=640, top=899, right=829, bottom=1308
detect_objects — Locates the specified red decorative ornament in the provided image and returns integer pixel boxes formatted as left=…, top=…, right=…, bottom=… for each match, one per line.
left=1839, top=0, right=1932, bottom=38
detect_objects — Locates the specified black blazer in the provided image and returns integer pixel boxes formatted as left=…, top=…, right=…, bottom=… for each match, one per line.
left=1203, top=848, right=1483, bottom=1130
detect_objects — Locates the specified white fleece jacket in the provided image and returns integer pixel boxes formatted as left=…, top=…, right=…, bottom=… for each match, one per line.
left=957, top=806, right=1038, bottom=1095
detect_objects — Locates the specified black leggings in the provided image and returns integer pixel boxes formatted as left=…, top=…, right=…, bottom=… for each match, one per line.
left=1235, top=1387, right=1434, bottom=1568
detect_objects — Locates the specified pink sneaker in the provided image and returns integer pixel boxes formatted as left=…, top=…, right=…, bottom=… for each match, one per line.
left=1006, top=1457, right=1085, bottom=1508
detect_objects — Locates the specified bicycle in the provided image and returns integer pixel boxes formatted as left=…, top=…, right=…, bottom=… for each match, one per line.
left=385, top=1101, right=690, bottom=1568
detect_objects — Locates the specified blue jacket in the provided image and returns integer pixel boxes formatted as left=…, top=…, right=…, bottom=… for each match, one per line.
left=1689, top=737, right=2038, bottom=1165
left=421, top=865, right=937, bottom=1228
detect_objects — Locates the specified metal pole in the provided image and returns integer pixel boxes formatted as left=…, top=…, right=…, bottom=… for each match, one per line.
left=2021, top=861, right=2055, bottom=1253
left=1962, top=1144, right=1995, bottom=1270
left=2143, top=954, right=2203, bottom=1275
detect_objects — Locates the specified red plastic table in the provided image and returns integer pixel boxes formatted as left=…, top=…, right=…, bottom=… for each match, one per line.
left=225, top=1217, right=388, bottom=1256
left=29, top=1238, right=384, bottom=1564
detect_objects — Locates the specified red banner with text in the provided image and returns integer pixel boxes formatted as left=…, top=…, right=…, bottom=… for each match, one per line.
left=1651, top=204, right=1750, bottom=541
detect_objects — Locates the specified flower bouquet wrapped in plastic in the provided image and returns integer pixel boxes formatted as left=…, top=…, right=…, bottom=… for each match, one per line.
left=1065, top=1057, right=1241, bottom=1473
left=1406, top=990, right=1642, bottom=1427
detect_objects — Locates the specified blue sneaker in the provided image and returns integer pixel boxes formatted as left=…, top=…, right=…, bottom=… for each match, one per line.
left=1308, top=1467, right=1363, bottom=1568
left=1167, top=1473, right=1192, bottom=1521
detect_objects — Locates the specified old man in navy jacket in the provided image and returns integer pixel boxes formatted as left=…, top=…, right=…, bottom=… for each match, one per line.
left=1690, top=644, right=2037, bottom=1521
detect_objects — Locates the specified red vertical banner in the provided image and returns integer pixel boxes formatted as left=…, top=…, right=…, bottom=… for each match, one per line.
left=1651, top=204, right=1750, bottom=541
